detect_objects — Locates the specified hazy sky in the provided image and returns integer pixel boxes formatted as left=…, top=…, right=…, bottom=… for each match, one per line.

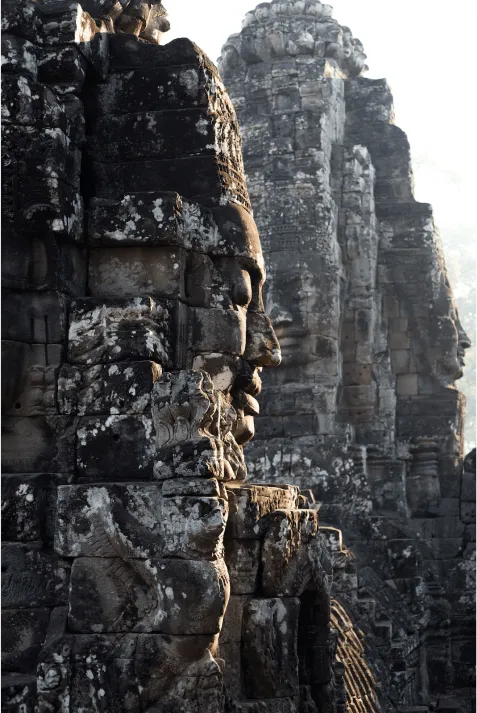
left=165, top=0, right=477, bottom=269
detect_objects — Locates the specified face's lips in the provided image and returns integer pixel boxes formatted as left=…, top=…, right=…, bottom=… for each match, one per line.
left=233, top=390, right=260, bottom=416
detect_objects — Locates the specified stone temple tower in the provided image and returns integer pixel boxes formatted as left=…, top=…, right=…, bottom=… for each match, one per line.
left=219, top=0, right=475, bottom=709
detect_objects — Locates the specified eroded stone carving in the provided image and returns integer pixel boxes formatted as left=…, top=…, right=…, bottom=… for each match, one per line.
left=1, top=2, right=345, bottom=711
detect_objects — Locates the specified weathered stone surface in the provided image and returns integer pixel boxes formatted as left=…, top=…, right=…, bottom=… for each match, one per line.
left=1, top=673, right=37, bottom=712
left=89, top=65, right=208, bottom=114
left=1, top=290, right=67, bottom=344
left=68, top=557, right=230, bottom=635
left=68, top=297, right=174, bottom=367
left=134, top=634, right=222, bottom=710
left=220, top=594, right=250, bottom=645
left=1, top=416, right=76, bottom=474
left=162, top=495, right=228, bottom=559
left=88, top=108, right=220, bottom=162
left=2, top=609, right=51, bottom=673
left=76, top=415, right=156, bottom=480
left=225, top=483, right=300, bottom=539
left=58, top=360, right=162, bottom=415
left=1, top=473, right=68, bottom=544
left=242, top=597, right=300, bottom=699
left=261, top=509, right=324, bottom=596
left=162, top=477, right=222, bottom=498
left=54, top=483, right=164, bottom=558
left=1, top=545, right=70, bottom=608
left=88, top=246, right=184, bottom=299
left=224, top=539, right=260, bottom=594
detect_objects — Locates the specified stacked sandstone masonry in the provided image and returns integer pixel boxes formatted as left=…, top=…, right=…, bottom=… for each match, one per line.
left=1, top=2, right=351, bottom=712
left=219, top=1, right=475, bottom=710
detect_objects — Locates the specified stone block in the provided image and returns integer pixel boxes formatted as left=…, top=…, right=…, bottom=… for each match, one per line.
left=134, top=633, right=219, bottom=709
left=89, top=191, right=207, bottom=248
left=1, top=544, right=70, bottom=608
left=406, top=475, right=441, bottom=517
left=1, top=35, right=38, bottom=80
left=68, top=557, right=229, bottom=636
left=1, top=76, right=49, bottom=127
left=461, top=471, right=476, bottom=503
left=261, top=509, right=322, bottom=596
left=1, top=473, right=69, bottom=545
left=34, top=2, right=99, bottom=46
left=68, top=297, right=174, bottom=367
left=54, top=483, right=164, bottom=558
left=342, top=363, right=373, bottom=386
left=427, top=538, right=464, bottom=560
left=190, top=307, right=246, bottom=356
left=396, top=374, right=418, bottom=397
left=391, top=349, right=411, bottom=374
left=37, top=43, right=87, bottom=87
left=461, top=501, right=476, bottom=524
left=2, top=608, right=51, bottom=673
left=2, top=416, right=76, bottom=474
left=220, top=595, right=250, bottom=644
left=151, top=370, right=226, bottom=481
left=76, top=416, right=155, bottom=480
left=92, top=156, right=227, bottom=203
left=1, top=673, right=37, bottom=711
left=162, top=496, right=228, bottom=559
left=224, top=539, right=260, bottom=594
left=2, top=230, right=85, bottom=295
left=2, top=347, right=59, bottom=418
left=88, top=108, right=216, bottom=162
left=162, top=478, right=222, bottom=497
left=242, top=597, right=300, bottom=698
left=340, top=384, right=377, bottom=408
left=1, top=290, right=67, bottom=344
left=57, top=361, right=162, bottom=416
left=219, top=641, right=242, bottom=700
left=225, top=483, right=300, bottom=539
left=90, top=65, right=208, bottom=115
left=88, top=247, right=183, bottom=299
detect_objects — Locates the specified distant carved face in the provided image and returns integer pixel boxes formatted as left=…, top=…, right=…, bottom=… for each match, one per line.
left=265, top=253, right=339, bottom=369
left=433, top=277, right=471, bottom=383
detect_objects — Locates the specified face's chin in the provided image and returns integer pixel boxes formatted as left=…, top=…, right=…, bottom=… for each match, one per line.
left=232, top=409, right=255, bottom=445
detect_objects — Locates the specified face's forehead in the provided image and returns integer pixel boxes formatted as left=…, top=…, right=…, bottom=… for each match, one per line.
left=90, top=193, right=265, bottom=278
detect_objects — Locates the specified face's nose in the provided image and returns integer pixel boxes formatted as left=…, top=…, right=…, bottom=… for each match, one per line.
left=244, top=312, right=281, bottom=367
left=459, top=330, right=472, bottom=350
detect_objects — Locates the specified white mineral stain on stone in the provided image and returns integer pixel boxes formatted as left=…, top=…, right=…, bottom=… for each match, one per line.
left=195, top=117, right=208, bottom=135
left=152, top=199, right=164, bottom=223
left=179, top=68, right=199, bottom=96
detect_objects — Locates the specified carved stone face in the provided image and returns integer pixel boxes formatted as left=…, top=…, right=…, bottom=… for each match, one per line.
left=433, top=277, right=471, bottom=383
left=265, top=254, right=339, bottom=369
left=189, top=205, right=282, bottom=445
